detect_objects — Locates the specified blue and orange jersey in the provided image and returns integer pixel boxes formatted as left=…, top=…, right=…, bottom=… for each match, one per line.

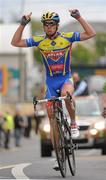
left=26, top=32, right=80, bottom=77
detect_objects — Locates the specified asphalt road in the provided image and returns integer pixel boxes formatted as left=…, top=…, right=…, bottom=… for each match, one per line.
left=0, top=132, right=106, bottom=180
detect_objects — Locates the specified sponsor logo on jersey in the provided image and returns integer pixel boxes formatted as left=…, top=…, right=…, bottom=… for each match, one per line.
left=50, top=64, right=64, bottom=71
left=44, top=50, right=65, bottom=61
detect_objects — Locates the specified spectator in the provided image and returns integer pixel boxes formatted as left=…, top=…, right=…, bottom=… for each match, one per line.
left=3, top=112, right=14, bottom=149
left=0, top=112, right=4, bottom=147
left=24, top=115, right=32, bottom=138
left=14, top=109, right=24, bottom=147
left=73, top=72, right=89, bottom=96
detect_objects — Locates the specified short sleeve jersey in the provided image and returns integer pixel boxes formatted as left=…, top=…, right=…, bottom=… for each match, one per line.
left=26, top=32, right=80, bottom=77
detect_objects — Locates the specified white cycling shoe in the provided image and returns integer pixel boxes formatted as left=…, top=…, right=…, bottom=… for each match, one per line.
left=53, top=160, right=59, bottom=171
left=71, top=124, right=80, bottom=139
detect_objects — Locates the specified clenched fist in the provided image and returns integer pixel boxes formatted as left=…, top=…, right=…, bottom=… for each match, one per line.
left=69, top=9, right=81, bottom=19
left=20, top=12, right=32, bottom=26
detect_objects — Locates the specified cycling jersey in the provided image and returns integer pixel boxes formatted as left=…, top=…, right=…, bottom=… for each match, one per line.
left=26, top=31, right=80, bottom=98
left=26, top=31, right=80, bottom=76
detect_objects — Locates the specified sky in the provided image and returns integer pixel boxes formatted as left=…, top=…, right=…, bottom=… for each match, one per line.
left=0, top=0, right=106, bottom=27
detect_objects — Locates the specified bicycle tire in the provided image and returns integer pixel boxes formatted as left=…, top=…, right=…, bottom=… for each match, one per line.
left=52, top=117, right=66, bottom=177
left=66, top=130, right=76, bottom=176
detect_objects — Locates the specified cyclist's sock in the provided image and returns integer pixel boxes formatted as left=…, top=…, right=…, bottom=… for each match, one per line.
left=71, top=120, right=77, bottom=126
left=71, top=123, right=80, bottom=138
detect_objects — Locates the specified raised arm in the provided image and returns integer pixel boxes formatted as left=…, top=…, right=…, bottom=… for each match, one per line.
left=11, top=12, right=32, bottom=47
left=69, top=9, right=96, bottom=41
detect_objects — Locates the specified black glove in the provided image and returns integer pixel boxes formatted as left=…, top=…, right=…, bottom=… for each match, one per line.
left=20, top=16, right=31, bottom=26
left=71, top=9, right=81, bottom=19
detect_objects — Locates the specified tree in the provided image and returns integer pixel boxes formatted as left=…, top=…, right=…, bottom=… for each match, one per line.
left=0, top=19, right=3, bottom=23
left=72, top=44, right=96, bottom=65
left=103, top=82, right=106, bottom=93
left=95, top=33, right=106, bottom=56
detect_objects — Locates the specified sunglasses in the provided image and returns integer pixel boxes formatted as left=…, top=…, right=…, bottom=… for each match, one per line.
left=43, top=21, right=57, bottom=27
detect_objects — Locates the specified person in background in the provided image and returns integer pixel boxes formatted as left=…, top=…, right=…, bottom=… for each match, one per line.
left=0, top=112, right=5, bottom=148
left=14, top=109, right=24, bottom=147
left=24, top=114, right=32, bottom=138
left=3, top=112, right=14, bottom=149
left=73, top=72, right=89, bottom=96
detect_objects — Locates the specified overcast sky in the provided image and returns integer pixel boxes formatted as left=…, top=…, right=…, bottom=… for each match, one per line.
left=0, top=0, right=106, bottom=26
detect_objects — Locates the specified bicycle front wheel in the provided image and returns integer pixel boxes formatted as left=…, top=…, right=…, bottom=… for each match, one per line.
left=52, top=118, right=66, bottom=178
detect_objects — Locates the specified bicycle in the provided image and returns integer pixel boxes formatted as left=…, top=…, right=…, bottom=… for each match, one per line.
left=33, top=92, right=77, bottom=178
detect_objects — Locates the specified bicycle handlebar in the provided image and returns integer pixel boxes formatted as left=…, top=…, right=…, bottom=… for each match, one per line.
left=33, top=92, right=72, bottom=106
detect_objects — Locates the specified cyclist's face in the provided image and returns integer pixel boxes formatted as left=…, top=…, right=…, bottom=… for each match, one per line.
left=43, top=20, right=58, bottom=36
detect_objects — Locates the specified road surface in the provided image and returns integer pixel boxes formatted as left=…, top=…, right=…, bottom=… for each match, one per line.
left=0, top=132, right=106, bottom=179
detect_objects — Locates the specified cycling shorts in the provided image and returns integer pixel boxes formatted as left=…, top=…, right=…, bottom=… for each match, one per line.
left=45, top=73, right=73, bottom=99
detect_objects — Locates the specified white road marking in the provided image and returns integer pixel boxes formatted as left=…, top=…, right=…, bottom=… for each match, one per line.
left=12, top=163, right=31, bottom=179
left=0, top=164, right=17, bottom=170
left=0, top=162, right=49, bottom=180
left=0, top=163, right=31, bottom=179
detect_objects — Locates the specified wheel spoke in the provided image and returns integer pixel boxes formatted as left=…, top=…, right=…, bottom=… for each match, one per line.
left=52, top=118, right=66, bottom=177
left=67, top=137, right=76, bottom=176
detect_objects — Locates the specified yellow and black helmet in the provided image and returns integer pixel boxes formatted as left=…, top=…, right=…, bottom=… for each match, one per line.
left=41, top=11, right=60, bottom=23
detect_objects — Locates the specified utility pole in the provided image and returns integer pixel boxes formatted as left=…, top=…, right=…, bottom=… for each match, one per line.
left=18, top=0, right=25, bottom=102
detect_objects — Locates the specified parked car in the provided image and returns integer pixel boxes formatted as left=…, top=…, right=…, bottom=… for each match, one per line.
left=74, top=95, right=106, bottom=155
left=39, top=95, right=106, bottom=157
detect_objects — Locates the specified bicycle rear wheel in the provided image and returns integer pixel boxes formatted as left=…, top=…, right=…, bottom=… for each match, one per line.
left=66, top=131, right=76, bottom=176
left=52, top=118, right=66, bottom=177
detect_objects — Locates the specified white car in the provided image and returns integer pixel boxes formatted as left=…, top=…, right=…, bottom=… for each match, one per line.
left=39, top=95, right=106, bottom=156
left=74, top=95, right=106, bottom=155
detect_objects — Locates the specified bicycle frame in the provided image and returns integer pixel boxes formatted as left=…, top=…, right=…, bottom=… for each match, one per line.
left=33, top=92, right=76, bottom=177
left=53, top=100, right=76, bottom=176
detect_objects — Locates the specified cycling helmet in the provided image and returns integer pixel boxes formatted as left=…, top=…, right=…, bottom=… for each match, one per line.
left=41, top=11, right=60, bottom=23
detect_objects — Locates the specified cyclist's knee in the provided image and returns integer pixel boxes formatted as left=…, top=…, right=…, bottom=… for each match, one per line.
left=46, top=101, right=53, bottom=119
left=61, top=88, right=74, bottom=97
left=61, top=91, right=72, bottom=97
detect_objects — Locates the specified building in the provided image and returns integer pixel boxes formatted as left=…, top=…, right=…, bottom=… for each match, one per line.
left=0, top=23, right=34, bottom=102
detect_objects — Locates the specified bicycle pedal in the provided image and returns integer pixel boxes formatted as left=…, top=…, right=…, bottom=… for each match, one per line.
left=72, top=143, right=78, bottom=150
left=74, top=143, right=78, bottom=150
left=53, top=166, right=60, bottom=171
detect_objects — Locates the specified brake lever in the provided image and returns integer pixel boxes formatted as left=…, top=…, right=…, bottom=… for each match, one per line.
left=33, top=96, right=38, bottom=107
left=66, top=91, right=72, bottom=101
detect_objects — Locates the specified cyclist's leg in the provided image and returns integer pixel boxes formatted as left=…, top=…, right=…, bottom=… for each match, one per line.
left=61, top=79, right=75, bottom=122
left=44, top=76, right=63, bottom=124
left=45, top=81, right=66, bottom=171
left=45, top=83, right=60, bottom=147
left=61, top=79, right=79, bottom=138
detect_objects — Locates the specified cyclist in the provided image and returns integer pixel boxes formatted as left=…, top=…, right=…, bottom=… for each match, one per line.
left=73, top=72, right=89, bottom=96
left=11, top=9, right=96, bottom=142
